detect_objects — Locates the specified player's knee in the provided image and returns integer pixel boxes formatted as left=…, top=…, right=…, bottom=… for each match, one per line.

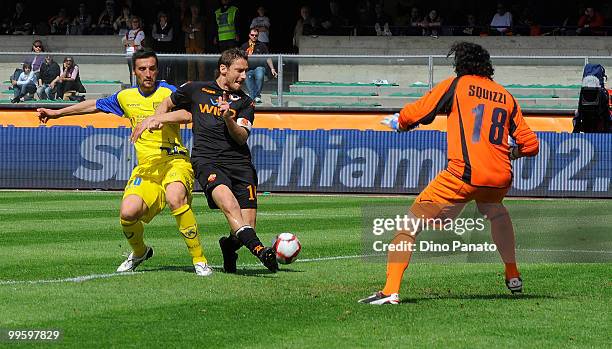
left=219, top=199, right=240, bottom=217
left=166, top=194, right=188, bottom=211
left=120, top=205, right=145, bottom=222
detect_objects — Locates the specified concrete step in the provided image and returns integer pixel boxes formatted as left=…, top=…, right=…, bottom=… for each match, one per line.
left=288, top=84, right=581, bottom=98
left=272, top=94, right=578, bottom=109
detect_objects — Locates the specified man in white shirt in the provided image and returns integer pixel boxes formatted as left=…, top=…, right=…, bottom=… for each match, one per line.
left=122, top=16, right=145, bottom=85
left=490, top=3, right=512, bottom=35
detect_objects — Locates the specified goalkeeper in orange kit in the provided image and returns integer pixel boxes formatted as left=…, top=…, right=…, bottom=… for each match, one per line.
left=360, top=42, right=539, bottom=305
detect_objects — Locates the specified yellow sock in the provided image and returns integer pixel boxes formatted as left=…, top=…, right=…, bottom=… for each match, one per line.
left=120, top=218, right=146, bottom=257
left=172, top=204, right=207, bottom=264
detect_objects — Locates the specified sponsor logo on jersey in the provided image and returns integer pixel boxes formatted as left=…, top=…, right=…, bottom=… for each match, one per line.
left=199, top=102, right=237, bottom=118
left=228, top=94, right=241, bottom=101
left=201, top=87, right=217, bottom=95
left=127, top=103, right=141, bottom=107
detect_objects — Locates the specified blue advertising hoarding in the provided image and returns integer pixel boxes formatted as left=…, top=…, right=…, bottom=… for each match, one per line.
left=1, top=127, right=610, bottom=197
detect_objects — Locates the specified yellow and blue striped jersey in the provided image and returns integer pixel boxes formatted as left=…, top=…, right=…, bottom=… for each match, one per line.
left=96, top=81, right=188, bottom=164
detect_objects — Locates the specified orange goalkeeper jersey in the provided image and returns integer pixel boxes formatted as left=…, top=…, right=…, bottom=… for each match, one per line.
left=399, top=75, right=539, bottom=188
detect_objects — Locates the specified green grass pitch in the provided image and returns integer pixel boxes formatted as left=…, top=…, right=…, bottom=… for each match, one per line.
left=0, top=191, right=611, bottom=348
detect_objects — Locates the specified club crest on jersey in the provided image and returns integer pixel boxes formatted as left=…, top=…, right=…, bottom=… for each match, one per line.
left=208, top=173, right=217, bottom=182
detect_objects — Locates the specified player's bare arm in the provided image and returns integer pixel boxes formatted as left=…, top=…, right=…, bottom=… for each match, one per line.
left=154, top=96, right=176, bottom=115
left=37, top=99, right=98, bottom=123
left=218, top=92, right=249, bottom=145
left=130, top=109, right=193, bottom=143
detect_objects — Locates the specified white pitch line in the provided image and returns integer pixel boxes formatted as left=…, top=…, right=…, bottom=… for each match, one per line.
left=2, top=249, right=610, bottom=286
left=0, top=255, right=382, bottom=286
left=0, top=272, right=143, bottom=286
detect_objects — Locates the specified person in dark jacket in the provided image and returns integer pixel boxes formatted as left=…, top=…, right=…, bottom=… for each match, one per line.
left=239, top=28, right=277, bottom=103
left=37, top=55, right=61, bottom=100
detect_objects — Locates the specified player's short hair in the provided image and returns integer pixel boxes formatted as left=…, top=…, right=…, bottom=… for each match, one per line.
left=218, top=48, right=248, bottom=70
left=448, top=42, right=494, bottom=79
left=132, top=49, right=158, bottom=68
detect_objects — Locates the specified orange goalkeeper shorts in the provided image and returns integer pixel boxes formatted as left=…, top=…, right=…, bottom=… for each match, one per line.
left=410, top=170, right=509, bottom=219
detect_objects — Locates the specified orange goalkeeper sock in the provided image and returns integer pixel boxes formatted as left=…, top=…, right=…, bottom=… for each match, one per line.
left=382, top=232, right=415, bottom=295
left=505, top=263, right=520, bottom=279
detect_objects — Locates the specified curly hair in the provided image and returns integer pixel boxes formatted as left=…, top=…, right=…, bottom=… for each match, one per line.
left=447, top=42, right=494, bottom=79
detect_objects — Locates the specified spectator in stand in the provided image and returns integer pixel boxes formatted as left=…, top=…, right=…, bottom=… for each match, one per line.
left=560, top=3, right=586, bottom=36
left=457, top=13, right=481, bottom=36
left=577, top=7, right=605, bottom=35
left=293, top=5, right=317, bottom=50
left=250, top=5, right=271, bottom=46
left=37, top=55, right=61, bottom=100
left=95, top=0, right=117, bottom=35
left=172, top=0, right=190, bottom=53
left=406, top=7, right=422, bottom=35
left=71, top=3, right=93, bottom=35
left=356, top=0, right=374, bottom=34
left=122, top=16, right=145, bottom=85
left=10, top=62, right=36, bottom=103
left=183, top=4, right=206, bottom=81
left=152, top=11, right=174, bottom=82
left=320, top=1, right=349, bottom=35
left=114, top=6, right=132, bottom=36
left=28, top=40, right=45, bottom=73
left=515, top=8, right=541, bottom=36
left=152, top=11, right=174, bottom=52
left=240, top=28, right=278, bottom=104
left=373, top=2, right=392, bottom=36
left=49, top=8, right=71, bottom=35
left=53, top=57, right=84, bottom=100
left=10, top=40, right=45, bottom=86
left=214, top=0, right=240, bottom=52
left=420, top=9, right=443, bottom=37
left=2, top=2, right=32, bottom=35
left=490, top=2, right=513, bottom=35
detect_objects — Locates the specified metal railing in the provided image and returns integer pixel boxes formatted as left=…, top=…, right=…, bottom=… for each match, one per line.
left=2, top=52, right=609, bottom=113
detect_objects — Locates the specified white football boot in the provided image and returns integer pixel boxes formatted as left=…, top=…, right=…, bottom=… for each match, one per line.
left=116, top=246, right=154, bottom=272
left=358, top=291, right=400, bottom=305
left=506, top=277, right=523, bottom=294
left=194, top=262, right=213, bottom=276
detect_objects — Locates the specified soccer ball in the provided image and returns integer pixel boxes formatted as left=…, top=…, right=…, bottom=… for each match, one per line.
left=272, top=233, right=301, bottom=264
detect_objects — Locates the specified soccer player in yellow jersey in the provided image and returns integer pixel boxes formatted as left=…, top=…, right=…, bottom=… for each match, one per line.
left=37, top=50, right=212, bottom=276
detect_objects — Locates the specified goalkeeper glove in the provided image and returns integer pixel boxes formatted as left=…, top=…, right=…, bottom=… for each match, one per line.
left=381, top=113, right=401, bottom=131
left=509, top=146, right=521, bottom=160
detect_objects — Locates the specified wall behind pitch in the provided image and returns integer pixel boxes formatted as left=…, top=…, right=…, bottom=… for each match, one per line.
left=1, top=127, right=610, bottom=197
